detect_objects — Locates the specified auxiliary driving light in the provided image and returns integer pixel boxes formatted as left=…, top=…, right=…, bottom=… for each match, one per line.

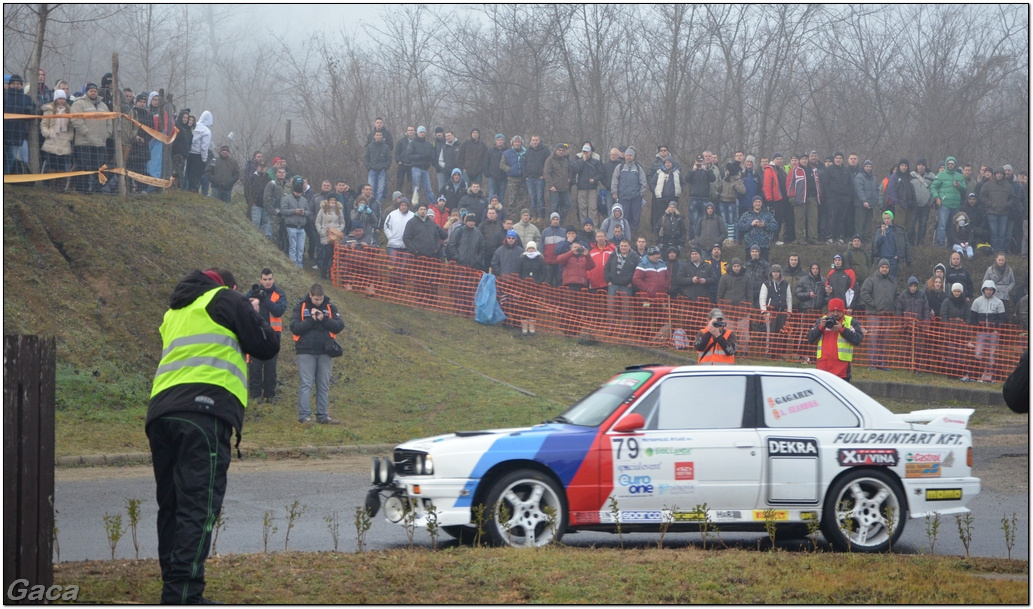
left=383, top=494, right=407, bottom=523
left=371, top=457, right=381, bottom=485
left=379, top=458, right=395, bottom=484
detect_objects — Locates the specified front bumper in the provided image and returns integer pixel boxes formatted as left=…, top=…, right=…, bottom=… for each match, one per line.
left=369, top=477, right=478, bottom=528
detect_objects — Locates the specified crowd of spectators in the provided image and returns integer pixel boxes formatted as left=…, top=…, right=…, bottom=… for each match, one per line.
left=3, top=69, right=236, bottom=197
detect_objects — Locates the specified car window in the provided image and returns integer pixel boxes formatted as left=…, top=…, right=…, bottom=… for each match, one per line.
left=636, top=375, right=747, bottom=430
left=559, top=371, right=654, bottom=426
left=761, top=375, right=860, bottom=428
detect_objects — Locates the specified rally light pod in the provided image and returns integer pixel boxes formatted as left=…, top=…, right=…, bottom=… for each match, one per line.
left=383, top=494, right=407, bottom=523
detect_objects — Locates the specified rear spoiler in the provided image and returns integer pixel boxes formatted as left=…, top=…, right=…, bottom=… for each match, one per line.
left=895, top=408, right=974, bottom=428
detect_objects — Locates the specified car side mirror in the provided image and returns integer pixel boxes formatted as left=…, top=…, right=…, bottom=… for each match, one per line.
left=612, top=413, right=644, bottom=433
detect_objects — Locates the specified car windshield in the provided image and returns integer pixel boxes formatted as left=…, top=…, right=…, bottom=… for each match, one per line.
left=554, top=371, right=654, bottom=426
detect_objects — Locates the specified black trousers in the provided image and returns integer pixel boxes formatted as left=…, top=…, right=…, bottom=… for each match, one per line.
left=148, top=412, right=231, bottom=604
left=248, top=352, right=279, bottom=399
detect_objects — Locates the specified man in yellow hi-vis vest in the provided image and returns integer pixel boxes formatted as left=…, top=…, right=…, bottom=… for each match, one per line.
left=147, top=268, right=279, bottom=604
left=806, top=297, right=864, bottom=383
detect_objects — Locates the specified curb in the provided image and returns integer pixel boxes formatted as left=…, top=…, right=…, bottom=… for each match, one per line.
left=855, top=381, right=1002, bottom=407
left=57, top=443, right=397, bottom=469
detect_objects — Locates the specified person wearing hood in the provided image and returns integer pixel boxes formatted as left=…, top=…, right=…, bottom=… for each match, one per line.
left=610, top=146, right=648, bottom=232
left=693, top=201, right=726, bottom=250
left=949, top=208, right=975, bottom=259
left=572, top=142, right=603, bottom=225
left=170, top=108, right=192, bottom=188
left=896, top=276, right=931, bottom=320
left=797, top=262, right=828, bottom=313
left=759, top=263, right=792, bottom=357
left=69, top=81, right=111, bottom=192
left=743, top=245, right=770, bottom=308
left=441, top=168, right=468, bottom=210
left=663, top=246, right=682, bottom=297
left=782, top=252, right=807, bottom=296
left=872, top=210, right=910, bottom=279
left=455, top=128, right=487, bottom=185
left=3, top=73, right=37, bottom=175
left=980, top=167, right=1016, bottom=254
left=148, top=267, right=280, bottom=604
left=737, top=196, right=779, bottom=261
left=657, top=200, right=687, bottom=251
left=601, top=202, right=632, bottom=243
left=909, top=159, right=937, bottom=245
left=186, top=110, right=213, bottom=194
left=824, top=253, right=856, bottom=306
left=931, top=156, right=967, bottom=247
left=651, top=152, right=681, bottom=227
left=969, top=279, right=1006, bottom=382
left=719, top=161, right=746, bottom=241
left=806, top=297, right=863, bottom=382
left=717, top=257, right=753, bottom=355
left=983, top=252, right=1015, bottom=317
left=860, top=258, right=896, bottom=370
left=39, top=88, right=73, bottom=175
left=543, top=142, right=573, bottom=222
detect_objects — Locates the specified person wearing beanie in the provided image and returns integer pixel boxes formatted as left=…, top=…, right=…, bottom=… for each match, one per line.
left=610, top=145, right=648, bottom=233
left=67, top=78, right=111, bottom=191
left=657, top=198, right=688, bottom=252
left=859, top=257, right=897, bottom=370
left=39, top=85, right=74, bottom=176
left=445, top=205, right=486, bottom=272
left=825, top=253, right=856, bottom=307
left=3, top=72, right=36, bottom=175
left=694, top=307, right=738, bottom=365
left=896, top=275, right=932, bottom=320
left=571, top=140, right=604, bottom=226
left=930, top=156, right=967, bottom=246
left=537, top=211, right=566, bottom=286
left=491, top=227, right=525, bottom=277
left=871, top=209, right=910, bottom=280
left=406, top=125, right=435, bottom=206
left=939, top=281, right=972, bottom=379
left=807, top=297, right=863, bottom=382
left=209, top=142, right=241, bottom=204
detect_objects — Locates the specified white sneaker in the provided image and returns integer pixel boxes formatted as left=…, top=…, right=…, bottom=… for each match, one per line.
left=775, top=241, right=785, bottom=246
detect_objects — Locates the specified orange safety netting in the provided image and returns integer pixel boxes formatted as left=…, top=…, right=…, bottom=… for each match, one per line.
left=331, top=245, right=1027, bottom=381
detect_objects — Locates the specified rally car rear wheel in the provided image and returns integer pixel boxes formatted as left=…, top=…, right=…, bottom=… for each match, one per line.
left=821, top=469, right=906, bottom=553
left=484, top=469, right=567, bottom=547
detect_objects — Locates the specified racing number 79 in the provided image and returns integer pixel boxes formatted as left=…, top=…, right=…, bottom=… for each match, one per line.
left=613, top=437, right=639, bottom=459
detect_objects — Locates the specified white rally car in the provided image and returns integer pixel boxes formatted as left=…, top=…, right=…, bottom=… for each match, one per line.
left=367, top=365, right=980, bottom=551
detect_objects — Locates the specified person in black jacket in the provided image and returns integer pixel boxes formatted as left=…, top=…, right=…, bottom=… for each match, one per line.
left=147, top=268, right=280, bottom=604
left=171, top=108, right=192, bottom=189
left=247, top=268, right=288, bottom=402
left=394, top=125, right=415, bottom=195
left=604, top=239, right=640, bottom=322
left=290, top=283, right=345, bottom=424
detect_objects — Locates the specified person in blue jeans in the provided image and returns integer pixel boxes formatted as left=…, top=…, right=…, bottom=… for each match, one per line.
left=290, top=284, right=344, bottom=425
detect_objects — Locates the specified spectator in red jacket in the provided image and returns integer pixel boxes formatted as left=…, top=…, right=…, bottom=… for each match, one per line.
left=557, top=241, right=595, bottom=290
left=587, top=230, right=615, bottom=291
left=633, top=246, right=670, bottom=299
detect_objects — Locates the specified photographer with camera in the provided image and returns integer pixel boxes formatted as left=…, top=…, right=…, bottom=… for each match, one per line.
left=247, top=268, right=288, bottom=403
left=694, top=308, right=738, bottom=365
left=806, top=297, right=863, bottom=383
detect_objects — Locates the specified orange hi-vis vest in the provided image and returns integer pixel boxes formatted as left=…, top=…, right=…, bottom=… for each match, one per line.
left=268, top=290, right=283, bottom=332
left=697, top=328, right=734, bottom=365
left=293, top=302, right=337, bottom=341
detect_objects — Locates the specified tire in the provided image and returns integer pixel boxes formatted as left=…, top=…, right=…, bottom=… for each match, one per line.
left=821, top=469, right=906, bottom=553
left=442, top=525, right=478, bottom=544
left=483, top=469, right=567, bottom=547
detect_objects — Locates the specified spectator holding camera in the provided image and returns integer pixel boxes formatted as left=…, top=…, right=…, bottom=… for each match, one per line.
left=807, top=297, right=864, bottom=382
left=694, top=308, right=737, bottom=365
left=247, top=268, right=288, bottom=403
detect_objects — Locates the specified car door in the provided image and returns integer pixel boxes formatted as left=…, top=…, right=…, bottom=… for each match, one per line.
left=607, top=372, right=762, bottom=520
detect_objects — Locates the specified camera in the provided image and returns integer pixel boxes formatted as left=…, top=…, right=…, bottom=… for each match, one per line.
left=712, top=320, right=726, bottom=328
left=824, top=317, right=837, bottom=329
left=246, top=284, right=267, bottom=300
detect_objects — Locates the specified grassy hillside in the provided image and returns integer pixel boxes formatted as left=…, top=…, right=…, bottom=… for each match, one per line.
left=3, top=186, right=1020, bottom=457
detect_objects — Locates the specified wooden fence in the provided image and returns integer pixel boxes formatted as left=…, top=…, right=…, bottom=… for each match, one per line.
left=4, top=335, right=56, bottom=601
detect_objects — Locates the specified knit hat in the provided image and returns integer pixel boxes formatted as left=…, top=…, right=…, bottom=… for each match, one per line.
left=770, top=264, right=782, bottom=273
left=397, top=197, right=410, bottom=206
left=8, top=74, right=23, bottom=86
left=917, top=158, right=927, bottom=167
left=951, top=283, right=964, bottom=292
left=521, top=208, right=531, bottom=216
left=908, top=276, right=919, bottom=286
left=392, top=191, right=403, bottom=201
left=745, top=155, right=756, bottom=164
left=863, top=159, right=872, bottom=167
left=583, top=218, right=594, bottom=227
left=434, top=126, right=444, bottom=134
left=772, top=152, right=783, bottom=160
left=85, top=82, right=99, bottom=92
left=967, top=192, right=977, bottom=199
left=417, top=125, right=427, bottom=134
left=550, top=212, right=560, bottom=220
left=833, top=253, right=843, bottom=260
left=526, top=241, right=537, bottom=251
left=565, top=226, right=577, bottom=234
left=709, top=308, right=724, bottom=320
left=465, top=213, right=477, bottom=223
left=53, top=89, right=67, bottom=100
left=495, top=133, right=505, bottom=140
left=415, top=200, right=428, bottom=210
left=668, top=200, right=677, bottom=207
left=220, top=144, right=230, bottom=152
left=437, top=195, right=447, bottom=202
left=879, top=258, right=890, bottom=267
left=1003, top=164, right=1014, bottom=172
left=646, top=246, right=661, bottom=256
left=625, top=147, right=636, bottom=158
left=828, top=298, right=845, bottom=312
left=506, top=229, right=518, bottom=239
left=883, top=210, right=894, bottom=220
left=427, top=207, right=436, bottom=217
left=750, top=244, right=760, bottom=252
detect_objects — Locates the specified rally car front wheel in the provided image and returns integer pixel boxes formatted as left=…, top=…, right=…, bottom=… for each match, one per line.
left=483, top=469, right=567, bottom=548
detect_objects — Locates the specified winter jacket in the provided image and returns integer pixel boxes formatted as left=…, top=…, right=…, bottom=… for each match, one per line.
left=601, top=204, right=631, bottom=241
left=487, top=145, right=508, bottom=181
left=455, top=137, right=488, bottom=177
left=604, top=250, right=640, bottom=287
left=763, top=164, right=788, bottom=203
left=788, top=164, right=822, bottom=205
left=782, top=263, right=806, bottom=295
left=653, top=165, right=682, bottom=200
left=518, top=252, right=547, bottom=282
left=952, top=203, right=988, bottom=244
left=860, top=272, right=896, bottom=313
left=930, top=157, right=966, bottom=210
left=501, top=146, right=526, bottom=178
left=611, top=160, right=648, bottom=201
left=759, top=278, right=792, bottom=312
left=364, top=139, right=393, bottom=171
left=434, top=137, right=460, bottom=177
left=446, top=224, right=486, bottom=269
left=279, top=192, right=309, bottom=229
left=969, top=280, right=1006, bottom=327
left=403, top=215, right=447, bottom=259
left=487, top=234, right=522, bottom=273
left=383, top=208, right=414, bottom=249
left=479, top=218, right=507, bottom=262
left=719, top=175, right=746, bottom=203
left=366, top=127, right=393, bottom=149
left=290, top=295, right=345, bottom=356
left=513, top=220, right=542, bottom=251
left=538, top=225, right=566, bottom=265
left=3, top=88, right=36, bottom=146
left=172, top=113, right=193, bottom=157
left=694, top=210, right=726, bottom=249
left=853, top=170, right=880, bottom=208
left=940, top=294, right=970, bottom=323
left=543, top=150, right=572, bottom=192
left=587, top=243, right=615, bottom=289
left=208, top=155, right=240, bottom=190
left=316, top=200, right=347, bottom=245
left=736, top=208, right=779, bottom=249
left=572, top=154, right=603, bottom=190
left=983, top=263, right=1015, bottom=302
left=556, top=248, right=595, bottom=286
left=674, top=260, right=715, bottom=302
left=845, top=247, right=869, bottom=288
left=896, top=287, right=930, bottom=320
left=743, top=258, right=770, bottom=307
left=147, top=271, right=280, bottom=435
left=888, top=170, right=917, bottom=209
left=524, top=143, right=550, bottom=179
left=405, top=137, right=435, bottom=170
left=263, top=179, right=287, bottom=222
left=980, top=178, right=1015, bottom=216
left=822, top=164, right=853, bottom=200
left=717, top=261, right=751, bottom=306
left=632, top=257, right=670, bottom=297
left=872, top=224, right=911, bottom=265
left=657, top=209, right=688, bottom=248
left=825, top=267, right=856, bottom=302
left=796, top=272, right=827, bottom=311
left=741, top=168, right=760, bottom=206
left=911, top=170, right=936, bottom=207
left=945, top=265, right=974, bottom=299
left=70, top=94, right=113, bottom=147
left=457, top=192, right=487, bottom=221
left=395, top=135, right=414, bottom=167
left=685, top=167, right=716, bottom=199
left=189, top=111, right=213, bottom=160
left=40, top=101, right=74, bottom=156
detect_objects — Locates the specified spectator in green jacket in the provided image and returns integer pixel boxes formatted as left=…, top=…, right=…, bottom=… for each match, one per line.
left=930, top=156, right=967, bottom=247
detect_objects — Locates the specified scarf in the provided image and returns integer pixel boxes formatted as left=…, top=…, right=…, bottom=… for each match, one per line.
left=524, top=250, right=540, bottom=259
left=52, top=104, right=69, bottom=133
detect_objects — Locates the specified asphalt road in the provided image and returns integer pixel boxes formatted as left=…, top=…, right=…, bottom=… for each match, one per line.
left=55, top=423, right=1028, bottom=562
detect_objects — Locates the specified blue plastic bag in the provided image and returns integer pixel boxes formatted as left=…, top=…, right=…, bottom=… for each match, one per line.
left=474, top=274, right=507, bottom=325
